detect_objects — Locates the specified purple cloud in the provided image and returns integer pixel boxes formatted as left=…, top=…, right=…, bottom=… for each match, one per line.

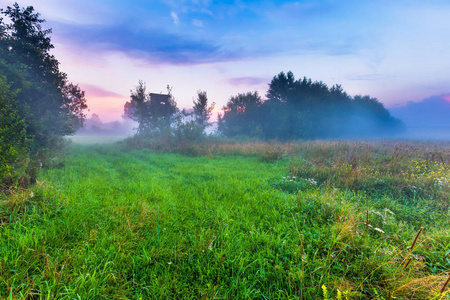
left=53, top=22, right=236, bottom=65
left=389, top=94, right=450, bottom=128
left=80, top=84, right=125, bottom=99
left=227, top=77, right=268, bottom=86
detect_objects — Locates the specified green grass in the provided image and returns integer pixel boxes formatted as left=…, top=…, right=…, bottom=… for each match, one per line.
left=1, top=141, right=450, bottom=299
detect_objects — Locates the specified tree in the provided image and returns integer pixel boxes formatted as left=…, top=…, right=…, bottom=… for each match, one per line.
left=123, top=82, right=178, bottom=134
left=266, top=71, right=296, bottom=103
left=219, top=71, right=404, bottom=139
left=0, top=76, right=28, bottom=184
left=0, top=3, right=87, bottom=149
left=219, top=91, right=263, bottom=137
left=193, top=90, right=215, bottom=131
left=0, top=3, right=88, bottom=185
left=123, top=80, right=150, bottom=134
left=350, top=95, right=405, bottom=136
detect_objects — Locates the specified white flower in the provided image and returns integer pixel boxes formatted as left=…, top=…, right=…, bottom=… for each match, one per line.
left=373, top=227, right=385, bottom=233
left=29, top=192, right=34, bottom=198
left=168, top=262, right=172, bottom=265
left=384, top=208, right=394, bottom=215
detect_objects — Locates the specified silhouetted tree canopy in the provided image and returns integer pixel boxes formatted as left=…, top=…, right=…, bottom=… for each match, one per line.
left=218, top=91, right=263, bottom=137
left=219, top=71, right=404, bottom=139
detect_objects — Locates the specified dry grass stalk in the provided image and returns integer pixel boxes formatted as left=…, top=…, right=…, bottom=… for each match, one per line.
left=410, top=227, right=424, bottom=251
left=441, top=274, right=450, bottom=295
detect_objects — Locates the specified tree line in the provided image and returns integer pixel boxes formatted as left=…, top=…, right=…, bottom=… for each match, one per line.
left=124, top=71, right=404, bottom=140
left=0, top=3, right=87, bottom=186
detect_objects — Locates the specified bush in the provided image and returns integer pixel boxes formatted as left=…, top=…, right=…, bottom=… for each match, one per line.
left=0, top=76, right=29, bottom=187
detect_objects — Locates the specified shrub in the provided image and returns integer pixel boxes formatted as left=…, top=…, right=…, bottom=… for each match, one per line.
left=0, top=76, right=29, bottom=187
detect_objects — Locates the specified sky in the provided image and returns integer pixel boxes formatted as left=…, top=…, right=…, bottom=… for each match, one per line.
left=2, top=0, right=450, bottom=123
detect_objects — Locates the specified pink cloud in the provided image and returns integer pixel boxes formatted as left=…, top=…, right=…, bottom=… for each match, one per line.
left=80, top=84, right=125, bottom=99
left=443, top=94, right=450, bottom=102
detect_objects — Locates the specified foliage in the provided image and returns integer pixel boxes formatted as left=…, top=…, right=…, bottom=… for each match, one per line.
left=0, top=3, right=87, bottom=186
left=0, top=76, right=28, bottom=185
left=123, top=81, right=177, bottom=134
left=218, top=71, right=404, bottom=139
left=0, top=3, right=87, bottom=148
left=218, top=91, right=263, bottom=137
left=192, top=90, right=215, bottom=131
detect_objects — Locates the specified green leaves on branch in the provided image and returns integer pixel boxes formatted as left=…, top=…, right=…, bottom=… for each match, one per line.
left=0, top=3, right=88, bottom=186
left=0, top=76, right=28, bottom=184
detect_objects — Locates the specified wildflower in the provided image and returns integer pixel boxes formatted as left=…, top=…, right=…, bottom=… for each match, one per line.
left=168, top=262, right=172, bottom=265
left=374, top=227, right=385, bottom=233
left=29, top=192, right=34, bottom=198
left=384, top=208, right=395, bottom=215
left=322, top=285, right=329, bottom=300
left=301, top=253, right=307, bottom=262
left=208, top=238, right=214, bottom=250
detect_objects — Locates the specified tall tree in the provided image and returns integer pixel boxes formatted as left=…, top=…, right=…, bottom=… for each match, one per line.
left=0, top=3, right=87, bottom=186
left=193, top=90, right=215, bottom=131
left=123, top=80, right=149, bottom=134
left=0, top=3, right=87, bottom=149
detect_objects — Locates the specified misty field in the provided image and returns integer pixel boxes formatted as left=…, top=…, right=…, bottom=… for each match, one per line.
left=2, top=140, right=450, bottom=299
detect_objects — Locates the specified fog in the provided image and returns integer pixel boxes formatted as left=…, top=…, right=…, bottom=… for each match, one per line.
left=73, top=114, right=136, bottom=143
left=389, top=94, right=450, bottom=140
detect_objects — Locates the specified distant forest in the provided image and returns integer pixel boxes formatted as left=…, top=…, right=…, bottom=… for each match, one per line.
left=124, top=72, right=405, bottom=140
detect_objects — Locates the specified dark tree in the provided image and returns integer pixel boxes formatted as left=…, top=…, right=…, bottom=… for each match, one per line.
left=220, top=71, right=404, bottom=139
left=266, top=71, right=296, bottom=103
left=219, top=91, right=263, bottom=137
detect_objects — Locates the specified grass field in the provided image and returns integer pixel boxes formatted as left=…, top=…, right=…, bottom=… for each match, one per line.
left=1, top=140, right=450, bottom=299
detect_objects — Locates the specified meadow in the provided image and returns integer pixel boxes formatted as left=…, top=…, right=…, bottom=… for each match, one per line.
left=1, top=138, right=450, bottom=299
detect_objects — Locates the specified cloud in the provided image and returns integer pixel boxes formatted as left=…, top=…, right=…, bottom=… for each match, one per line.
left=389, top=94, right=450, bottom=128
left=80, top=84, right=125, bottom=99
left=171, top=11, right=179, bottom=25
left=347, top=74, right=387, bottom=81
left=54, top=22, right=235, bottom=65
left=192, top=19, right=203, bottom=27
left=227, top=77, right=268, bottom=87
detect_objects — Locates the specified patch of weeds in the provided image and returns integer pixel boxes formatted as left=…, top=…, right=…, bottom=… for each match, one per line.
left=272, top=175, right=318, bottom=193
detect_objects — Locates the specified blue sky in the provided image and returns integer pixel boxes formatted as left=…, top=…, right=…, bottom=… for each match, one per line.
left=3, top=0, right=450, bottom=122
